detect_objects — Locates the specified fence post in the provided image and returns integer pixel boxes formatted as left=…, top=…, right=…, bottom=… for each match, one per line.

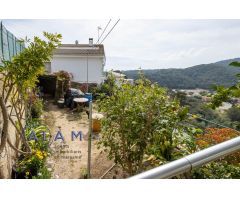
left=87, top=93, right=93, bottom=178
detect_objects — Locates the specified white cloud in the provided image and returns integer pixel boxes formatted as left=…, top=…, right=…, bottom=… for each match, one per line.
left=2, top=19, right=240, bottom=70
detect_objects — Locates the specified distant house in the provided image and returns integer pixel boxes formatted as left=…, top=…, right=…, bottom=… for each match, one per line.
left=46, top=38, right=105, bottom=84
left=108, top=71, right=134, bottom=86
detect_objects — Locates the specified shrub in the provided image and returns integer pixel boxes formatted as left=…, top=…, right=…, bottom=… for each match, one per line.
left=196, top=128, right=240, bottom=164
left=98, top=77, right=195, bottom=175
left=192, top=161, right=240, bottom=179
left=192, top=128, right=240, bottom=178
left=16, top=120, right=52, bottom=179
left=227, top=107, right=240, bottom=122
left=30, top=98, right=43, bottom=119
left=54, top=70, right=72, bottom=99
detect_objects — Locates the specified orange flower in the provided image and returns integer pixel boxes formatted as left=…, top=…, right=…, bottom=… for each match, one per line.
left=196, top=128, right=239, bottom=164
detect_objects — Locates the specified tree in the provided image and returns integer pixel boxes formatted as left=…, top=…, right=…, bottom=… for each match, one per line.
left=227, top=106, right=240, bottom=122
left=0, top=32, right=61, bottom=154
left=174, top=91, right=187, bottom=106
left=211, top=61, right=240, bottom=109
left=98, top=77, right=194, bottom=175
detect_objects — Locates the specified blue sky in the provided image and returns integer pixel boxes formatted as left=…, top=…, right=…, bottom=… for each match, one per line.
left=2, top=19, right=240, bottom=70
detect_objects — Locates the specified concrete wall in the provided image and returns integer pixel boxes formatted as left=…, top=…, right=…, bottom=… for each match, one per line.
left=50, top=56, right=104, bottom=84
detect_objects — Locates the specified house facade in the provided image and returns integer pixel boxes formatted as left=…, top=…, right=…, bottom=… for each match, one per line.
left=46, top=39, right=105, bottom=84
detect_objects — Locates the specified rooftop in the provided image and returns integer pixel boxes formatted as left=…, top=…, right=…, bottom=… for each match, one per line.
left=53, top=44, right=105, bottom=57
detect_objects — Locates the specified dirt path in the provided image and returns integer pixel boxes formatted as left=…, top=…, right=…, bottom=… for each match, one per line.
left=43, top=100, right=112, bottom=179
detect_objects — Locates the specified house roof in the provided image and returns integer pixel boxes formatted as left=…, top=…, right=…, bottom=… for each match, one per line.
left=53, top=44, right=105, bottom=57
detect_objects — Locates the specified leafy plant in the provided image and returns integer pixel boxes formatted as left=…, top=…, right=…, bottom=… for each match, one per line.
left=54, top=70, right=72, bottom=99
left=29, top=95, right=43, bottom=119
left=96, top=72, right=116, bottom=97
left=16, top=120, right=51, bottom=179
left=192, top=127, right=240, bottom=178
left=196, top=128, right=240, bottom=165
left=98, top=76, right=195, bottom=175
left=210, top=61, right=240, bottom=109
left=0, top=32, right=61, bottom=154
left=192, top=161, right=240, bottom=179
left=227, top=106, right=240, bottom=122
left=80, top=168, right=88, bottom=179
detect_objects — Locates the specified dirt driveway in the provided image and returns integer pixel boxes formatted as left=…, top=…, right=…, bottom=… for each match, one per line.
left=43, top=100, right=115, bottom=179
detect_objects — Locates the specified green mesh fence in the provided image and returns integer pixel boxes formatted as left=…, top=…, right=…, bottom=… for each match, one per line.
left=0, top=21, right=25, bottom=64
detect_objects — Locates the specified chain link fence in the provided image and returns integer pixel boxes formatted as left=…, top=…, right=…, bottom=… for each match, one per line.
left=0, top=21, right=24, bottom=64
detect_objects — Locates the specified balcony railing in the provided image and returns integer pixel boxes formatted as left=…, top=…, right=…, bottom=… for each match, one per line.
left=130, top=136, right=240, bottom=179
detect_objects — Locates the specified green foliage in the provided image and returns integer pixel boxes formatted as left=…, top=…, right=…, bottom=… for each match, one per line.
left=174, top=91, right=188, bottom=106
left=16, top=119, right=51, bottom=179
left=0, top=32, right=62, bottom=98
left=80, top=168, right=88, bottom=179
left=199, top=91, right=208, bottom=96
left=227, top=106, right=240, bottom=122
left=32, top=166, right=51, bottom=179
left=25, top=119, right=51, bottom=151
left=98, top=77, right=195, bottom=175
left=192, top=161, right=240, bottom=179
left=30, top=97, right=43, bottom=119
left=124, top=59, right=240, bottom=89
left=210, top=61, right=240, bottom=109
left=0, top=31, right=60, bottom=178
left=192, top=128, right=240, bottom=178
left=173, top=91, right=235, bottom=129
left=94, top=72, right=116, bottom=98
left=210, top=86, right=232, bottom=109
left=230, top=61, right=240, bottom=67
left=54, top=70, right=72, bottom=99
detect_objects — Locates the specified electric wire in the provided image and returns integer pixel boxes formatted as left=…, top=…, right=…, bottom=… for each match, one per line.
left=99, top=19, right=120, bottom=44
left=96, top=19, right=112, bottom=44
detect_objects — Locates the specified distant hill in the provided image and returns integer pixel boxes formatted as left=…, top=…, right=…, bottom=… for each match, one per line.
left=123, top=58, right=240, bottom=89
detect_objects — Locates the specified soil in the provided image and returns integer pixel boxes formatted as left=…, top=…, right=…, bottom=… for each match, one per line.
left=42, top=100, right=118, bottom=179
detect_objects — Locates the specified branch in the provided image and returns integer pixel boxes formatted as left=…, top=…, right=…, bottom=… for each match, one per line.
left=4, top=83, right=15, bottom=104
left=7, top=136, right=31, bottom=155
left=0, top=96, right=9, bottom=154
left=1, top=75, right=8, bottom=97
left=9, top=115, right=32, bottom=153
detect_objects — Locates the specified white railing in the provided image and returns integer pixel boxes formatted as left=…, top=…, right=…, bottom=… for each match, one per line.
left=130, top=136, right=240, bottom=179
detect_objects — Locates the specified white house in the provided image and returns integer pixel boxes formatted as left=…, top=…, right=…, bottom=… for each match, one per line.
left=108, top=71, right=134, bottom=86
left=46, top=38, right=105, bottom=84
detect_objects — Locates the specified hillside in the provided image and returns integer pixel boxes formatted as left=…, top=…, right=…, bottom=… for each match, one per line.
left=124, top=58, right=240, bottom=89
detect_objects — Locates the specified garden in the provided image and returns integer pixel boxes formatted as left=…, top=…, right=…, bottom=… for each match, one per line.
left=0, top=32, right=62, bottom=178
left=94, top=72, right=240, bottom=178
left=0, top=31, right=239, bottom=179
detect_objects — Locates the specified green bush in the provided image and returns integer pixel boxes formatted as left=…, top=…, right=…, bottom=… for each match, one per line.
left=16, top=120, right=52, bottom=179
left=30, top=98, right=43, bottom=119
left=98, top=76, right=195, bottom=175
left=192, top=161, right=240, bottom=179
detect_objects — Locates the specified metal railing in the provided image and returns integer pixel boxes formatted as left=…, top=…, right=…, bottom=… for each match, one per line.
left=130, top=136, right=240, bottom=179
